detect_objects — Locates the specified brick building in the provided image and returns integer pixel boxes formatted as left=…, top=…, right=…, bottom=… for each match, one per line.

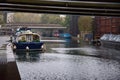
left=94, top=16, right=120, bottom=39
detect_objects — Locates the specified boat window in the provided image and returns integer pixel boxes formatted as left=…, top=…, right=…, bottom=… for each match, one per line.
left=26, top=34, right=32, bottom=42
left=33, top=35, right=40, bottom=42
left=19, top=36, right=26, bottom=42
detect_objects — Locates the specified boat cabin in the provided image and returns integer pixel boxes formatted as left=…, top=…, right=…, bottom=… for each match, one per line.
left=16, top=30, right=40, bottom=42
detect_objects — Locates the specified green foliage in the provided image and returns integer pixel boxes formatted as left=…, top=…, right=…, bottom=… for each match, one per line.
left=12, top=13, right=70, bottom=28
left=40, top=14, right=61, bottom=24
left=0, top=13, right=4, bottom=24
left=33, top=40, right=40, bottom=42
left=40, top=14, right=70, bottom=28
left=13, top=12, right=41, bottom=23
left=62, top=15, right=70, bottom=27
left=78, top=16, right=93, bottom=32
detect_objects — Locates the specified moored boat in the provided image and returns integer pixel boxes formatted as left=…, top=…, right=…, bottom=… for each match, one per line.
left=59, top=33, right=71, bottom=39
left=100, top=34, right=120, bottom=50
left=12, top=28, right=45, bottom=51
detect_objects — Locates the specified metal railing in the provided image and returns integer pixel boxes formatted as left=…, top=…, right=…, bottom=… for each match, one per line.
left=0, top=0, right=120, bottom=16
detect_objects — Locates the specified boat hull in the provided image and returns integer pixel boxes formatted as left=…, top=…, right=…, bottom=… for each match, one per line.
left=13, top=42, right=44, bottom=50
left=101, top=40, right=120, bottom=50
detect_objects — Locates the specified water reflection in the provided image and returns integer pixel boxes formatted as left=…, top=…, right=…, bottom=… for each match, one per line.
left=65, top=38, right=80, bottom=48
left=14, top=50, right=41, bottom=62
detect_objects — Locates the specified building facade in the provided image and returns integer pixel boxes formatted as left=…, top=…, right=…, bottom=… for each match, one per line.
left=94, top=16, right=120, bottom=39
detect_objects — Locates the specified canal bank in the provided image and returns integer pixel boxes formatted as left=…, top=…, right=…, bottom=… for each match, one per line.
left=0, top=38, right=21, bottom=80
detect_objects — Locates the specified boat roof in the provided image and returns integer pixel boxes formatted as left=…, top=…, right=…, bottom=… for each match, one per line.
left=18, top=30, right=40, bottom=36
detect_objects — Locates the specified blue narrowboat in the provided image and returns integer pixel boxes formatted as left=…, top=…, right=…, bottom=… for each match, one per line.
left=12, top=30, right=45, bottom=51
left=59, top=33, right=71, bottom=39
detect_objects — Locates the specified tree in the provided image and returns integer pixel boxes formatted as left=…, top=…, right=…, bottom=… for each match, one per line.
left=78, top=16, right=93, bottom=33
left=62, top=15, right=70, bottom=28
left=0, top=11, right=5, bottom=24
left=13, top=12, right=41, bottom=23
left=40, top=14, right=62, bottom=24
left=0, top=14, right=4, bottom=24
left=0, top=15, right=3, bottom=23
left=13, top=13, right=69, bottom=27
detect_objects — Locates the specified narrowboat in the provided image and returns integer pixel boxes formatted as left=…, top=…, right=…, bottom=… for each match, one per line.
left=12, top=29, right=45, bottom=51
left=59, top=33, right=71, bottom=39
left=100, top=34, right=120, bottom=50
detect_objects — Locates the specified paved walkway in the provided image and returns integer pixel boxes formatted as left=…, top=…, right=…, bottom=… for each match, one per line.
left=0, top=44, right=21, bottom=80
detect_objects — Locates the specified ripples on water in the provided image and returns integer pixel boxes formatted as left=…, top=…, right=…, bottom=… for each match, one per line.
left=14, top=39, right=120, bottom=80
left=17, top=53, right=120, bottom=80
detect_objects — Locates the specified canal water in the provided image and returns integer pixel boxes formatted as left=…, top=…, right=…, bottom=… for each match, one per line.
left=1, top=36, right=120, bottom=80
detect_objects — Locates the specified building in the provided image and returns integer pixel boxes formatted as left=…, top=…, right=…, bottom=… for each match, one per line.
left=94, top=16, right=120, bottom=39
left=7, top=13, right=14, bottom=23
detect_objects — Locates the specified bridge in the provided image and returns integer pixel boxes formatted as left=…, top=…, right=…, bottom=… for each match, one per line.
left=0, top=0, right=120, bottom=16
left=2, top=23, right=66, bottom=28
left=1, top=23, right=66, bottom=36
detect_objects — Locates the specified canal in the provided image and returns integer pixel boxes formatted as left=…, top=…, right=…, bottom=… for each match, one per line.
left=14, top=37, right=120, bottom=80
left=1, top=36, right=120, bottom=80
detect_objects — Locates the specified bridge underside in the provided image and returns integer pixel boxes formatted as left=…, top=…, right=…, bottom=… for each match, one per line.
left=0, top=0, right=120, bottom=16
